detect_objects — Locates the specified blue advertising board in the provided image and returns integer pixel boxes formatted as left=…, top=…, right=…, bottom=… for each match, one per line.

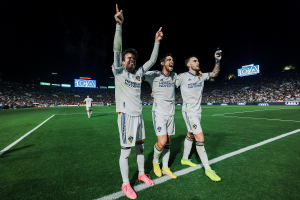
left=238, top=65, right=260, bottom=77
left=74, top=79, right=96, bottom=88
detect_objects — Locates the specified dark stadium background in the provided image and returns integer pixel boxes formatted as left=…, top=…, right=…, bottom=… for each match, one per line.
left=1, top=1, right=299, bottom=86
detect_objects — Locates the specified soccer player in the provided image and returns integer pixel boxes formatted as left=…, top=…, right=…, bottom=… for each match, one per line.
left=83, top=95, right=93, bottom=118
left=113, top=4, right=163, bottom=199
left=143, top=54, right=177, bottom=179
left=176, top=49, right=222, bottom=182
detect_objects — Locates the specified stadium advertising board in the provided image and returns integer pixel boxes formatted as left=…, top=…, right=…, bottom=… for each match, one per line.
left=40, top=82, right=51, bottom=86
left=74, top=79, right=96, bottom=88
left=61, top=84, right=71, bottom=87
left=52, top=84, right=60, bottom=87
left=108, top=86, right=115, bottom=89
left=99, top=86, right=107, bottom=89
left=238, top=64, right=260, bottom=77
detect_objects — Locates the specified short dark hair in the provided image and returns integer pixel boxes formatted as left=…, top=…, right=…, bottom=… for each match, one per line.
left=122, top=48, right=138, bottom=61
left=160, top=53, right=173, bottom=68
left=185, top=55, right=197, bottom=68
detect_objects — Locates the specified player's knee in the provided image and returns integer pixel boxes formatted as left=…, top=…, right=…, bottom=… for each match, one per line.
left=193, top=132, right=204, bottom=142
left=187, top=132, right=194, bottom=139
left=120, top=146, right=131, bottom=159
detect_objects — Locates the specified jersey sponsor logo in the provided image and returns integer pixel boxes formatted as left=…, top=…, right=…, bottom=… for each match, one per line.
left=157, top=126, right=162, bottom=132
left=128, top=135, right=134, bottom=143
left=125, top=80, right=141, bottom=88
left=159, top=81, right=174, bottom=87
left=188, top=82, right=202, bottom=88
left=192, top=124, right=197, bottom=129
left=135, top=75, right=141, bottom=82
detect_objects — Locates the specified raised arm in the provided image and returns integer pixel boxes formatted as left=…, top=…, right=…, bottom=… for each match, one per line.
left=113, top=4, right=124, bottom=72
left=141, top=27, right=163, bottom=74
left=209, top=49, right=222, bottom=78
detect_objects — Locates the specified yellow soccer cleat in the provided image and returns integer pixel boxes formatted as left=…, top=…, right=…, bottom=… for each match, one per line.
left=181, top=158, right=198, bottom=167
left=205, top=168, right=221, bottom=181
left=153, top=161, right=162, bottom=177
left=162, top=168, right=177, bottom=179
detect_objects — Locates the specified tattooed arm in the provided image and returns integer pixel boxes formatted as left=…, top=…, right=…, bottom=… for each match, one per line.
left=209, top=49, right=222, bottom=78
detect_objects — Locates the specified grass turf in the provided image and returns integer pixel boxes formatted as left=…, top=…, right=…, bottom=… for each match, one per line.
left=0, top=105, right=300, bottom=200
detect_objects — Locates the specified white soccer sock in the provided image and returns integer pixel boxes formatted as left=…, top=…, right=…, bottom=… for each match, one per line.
left=87, top=112, right=89, bottom=117
left=135, top=142, right=145, bottom=175
left=195, top=141, right=210, bottom=169
left=153, top=143, right=163, bottom=163
left=119, top=147, right=131, bottom=185
left=162, top=143, right=170, bottom=169
left=183, top=136, right=194, bottom=159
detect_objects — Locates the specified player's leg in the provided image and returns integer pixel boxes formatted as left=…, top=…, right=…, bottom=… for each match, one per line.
left=181, top=112, right=197, bottom=167
left=192, top=115, right=221, bottom=181
left=161, top=115, right=177, bottom=179
left=152, top=111, right=167, bottom=177
left=118, top=113, right=137, bottom=198
left=87, top=108, right=90, bottom=118
left=136, top=114, right=154, bottom=186
left=90, top=108, right=92, bottom=117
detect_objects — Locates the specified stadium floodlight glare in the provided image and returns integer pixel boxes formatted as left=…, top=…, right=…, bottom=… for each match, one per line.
left=52, top=73, right=57, bottom=75
left=61, top=84, right=71, bottom=87
left=40, top=82, right=51, bottom=86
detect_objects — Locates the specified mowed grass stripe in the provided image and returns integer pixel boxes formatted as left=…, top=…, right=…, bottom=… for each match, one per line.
left=96, top=129, right=300, bottom=200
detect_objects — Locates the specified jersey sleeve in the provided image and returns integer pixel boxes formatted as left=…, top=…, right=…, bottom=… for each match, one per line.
left=137, top=43, right=160, bottom=76
left=175, top=73, right=183, bottom=87
left=143, top=71, right=157, bottom=83
left=203, top=73, right=210, bottom=81
left=112, top=25, right=124, bottom=75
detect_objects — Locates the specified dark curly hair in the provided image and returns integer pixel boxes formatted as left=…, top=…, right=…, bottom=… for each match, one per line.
left=122, top=48, right=139, bottom=61
left=160, top=53, right=173, bottom=68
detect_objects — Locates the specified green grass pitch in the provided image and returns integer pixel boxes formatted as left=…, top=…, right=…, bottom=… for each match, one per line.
left=1, top=105, right=300, bottom=200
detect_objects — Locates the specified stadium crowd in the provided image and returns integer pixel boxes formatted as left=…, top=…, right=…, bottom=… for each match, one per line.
left=0, top=70, right=299, bottom=108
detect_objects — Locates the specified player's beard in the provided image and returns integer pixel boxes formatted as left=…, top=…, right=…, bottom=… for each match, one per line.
left=166, top=64, right=174, bottom=72
left=126, top=62, right=135, bottom=72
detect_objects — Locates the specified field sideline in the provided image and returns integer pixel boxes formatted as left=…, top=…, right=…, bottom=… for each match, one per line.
left=1, top=105, right=300, bottom=200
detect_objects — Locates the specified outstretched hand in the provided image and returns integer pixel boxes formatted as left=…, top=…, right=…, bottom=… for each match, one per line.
left=155, top=27, right=163, bottom=43
left=215, top=49, right=222, bottom=63
left=114, top=4, right=124, bottom=25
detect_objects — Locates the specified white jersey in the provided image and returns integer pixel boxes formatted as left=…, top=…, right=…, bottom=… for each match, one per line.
left=113, top=43, right=160, bottom=116
left=144, top=70, right=177, bottom=116
left=84, top=98, right=93, bottom=107
left=176, top=72, right=210, bottom=114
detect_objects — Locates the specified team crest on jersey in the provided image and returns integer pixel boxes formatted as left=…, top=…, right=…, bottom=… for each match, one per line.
left=160, top=79, right=164, bottom=81
left=128, top=135, right=134, bottom=143
left=192, top=124, right=197, bottom=129
left=136, top=75, right=141, bottom=82
left=188, top=78, right=192, bottom=81
left=198, top=77, right=201, bottom=81
left=157, top=126, right=162, bottom=132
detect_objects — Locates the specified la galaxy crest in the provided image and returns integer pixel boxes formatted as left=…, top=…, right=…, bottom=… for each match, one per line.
left=128, top=135, right=134, bottom=143
left=157, top=126, right=162, bottom=132
left=192, top=124, right=197, bottom=129
left=135, top=75, right=141, bottom=82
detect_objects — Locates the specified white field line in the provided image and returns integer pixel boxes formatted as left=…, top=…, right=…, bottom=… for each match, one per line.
left=0, top=115, right=55, bottom=157
left=96, top=129, right=300, bottom=200
left=214, top=108, right=300, bottom=122
left=55, top=111, right=117, bottom=116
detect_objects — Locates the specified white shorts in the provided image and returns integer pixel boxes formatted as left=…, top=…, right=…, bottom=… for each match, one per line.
left=86, top=107, right=92, bottom=111
left=118, top=113, right=145, bottom=147
left=182, top=111, right=202, bottom=134
left=152, top=111, right=175, bottom=136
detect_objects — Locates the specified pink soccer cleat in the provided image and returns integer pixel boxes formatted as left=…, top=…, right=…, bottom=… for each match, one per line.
left=138, top=174, right=155, bottom=186
left=122, top=183, right=137, bottom=199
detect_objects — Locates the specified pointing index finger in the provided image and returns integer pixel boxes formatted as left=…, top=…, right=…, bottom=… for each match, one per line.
left=158, top=27, right=162, bottom=32
left=116, top=4, right=119, bottom=13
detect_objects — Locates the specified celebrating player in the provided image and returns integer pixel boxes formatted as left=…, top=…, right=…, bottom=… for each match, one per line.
left=112, top=4, right=163, bottom=199
left=176, top=49, right=222, bottom=182
left=83, top=95, right=93, bottom=118
left=143, top=54, right=177, bottom=179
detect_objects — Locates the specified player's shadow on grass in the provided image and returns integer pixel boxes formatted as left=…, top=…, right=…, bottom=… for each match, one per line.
left=130, top=135, right=186, bottom=185
left=92, top=114, right=109, bottom=117
left=0, top=144, right=34, bottom=158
